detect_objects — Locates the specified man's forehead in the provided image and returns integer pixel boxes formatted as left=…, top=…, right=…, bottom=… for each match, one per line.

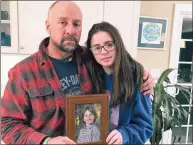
left=49, top=2, right=82, bottom=21
left=55, top=10, right=82, bottom=20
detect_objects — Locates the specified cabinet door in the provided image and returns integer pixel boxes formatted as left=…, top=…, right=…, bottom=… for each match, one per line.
left=18, top=1, right=103, bottom=54
left=104, top=1, right=140, bottom=58
left=1, top=1, right=19, bottom=53
left=18, top=1, right=54, bottom=54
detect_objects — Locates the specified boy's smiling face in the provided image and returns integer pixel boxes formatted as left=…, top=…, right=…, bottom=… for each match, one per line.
left=84, top=110, right=95, bottom=126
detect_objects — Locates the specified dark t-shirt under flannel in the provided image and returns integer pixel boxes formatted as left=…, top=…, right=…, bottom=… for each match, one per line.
left=49, top=55, right=82, bottom=96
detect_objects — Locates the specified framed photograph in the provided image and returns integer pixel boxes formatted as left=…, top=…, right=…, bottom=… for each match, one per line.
left=66, top=94, right=109, bottom=144
left=137, top=16, right=168, bottom=50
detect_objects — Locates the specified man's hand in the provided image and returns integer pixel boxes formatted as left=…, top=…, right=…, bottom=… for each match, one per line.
left=141, top=69, right=155, bottom=95
left=106, top=129, right=123, bottom=144
left=47, top=136, right=76, bottom=144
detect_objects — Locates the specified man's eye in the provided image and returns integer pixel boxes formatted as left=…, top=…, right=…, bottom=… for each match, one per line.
left=74, top=23, right=80, bottom=27
left=59, top=21, right=67, bottom=26
left=60, top=21, right=64, bottom=24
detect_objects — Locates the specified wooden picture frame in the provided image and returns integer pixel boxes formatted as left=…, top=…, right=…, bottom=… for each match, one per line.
left=66, top=94, right=109, bottom=144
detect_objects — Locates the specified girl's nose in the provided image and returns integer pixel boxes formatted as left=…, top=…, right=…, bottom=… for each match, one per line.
left=100, top=46, right=108, bottom=54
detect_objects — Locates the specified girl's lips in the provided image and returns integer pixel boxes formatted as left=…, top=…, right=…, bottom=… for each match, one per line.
left=101, top=56, right=112, bottom=61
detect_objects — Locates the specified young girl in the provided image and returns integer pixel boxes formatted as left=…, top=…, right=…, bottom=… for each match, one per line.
left=76, top=105, right=100, bottom=143
left=85, top=22, right=153, bottom=144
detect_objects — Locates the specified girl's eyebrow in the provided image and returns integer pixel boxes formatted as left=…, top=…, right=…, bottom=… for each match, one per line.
left=92, top=40, right=114, bottom=47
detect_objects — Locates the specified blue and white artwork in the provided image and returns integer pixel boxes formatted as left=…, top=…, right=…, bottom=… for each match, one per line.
left=143, top=24, right=160, bottom=41
left=137, top=17, right=167, bottom=50
left=141, top=22, right=163, bottom=44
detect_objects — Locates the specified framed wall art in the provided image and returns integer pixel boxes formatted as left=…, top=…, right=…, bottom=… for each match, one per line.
left=66, top=94, right=109, bottom=144
left=137, top=16, right=168, bottom=50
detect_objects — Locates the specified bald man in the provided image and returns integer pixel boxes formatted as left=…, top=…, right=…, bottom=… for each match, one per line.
left=46, top=1, right=82, bottom=59
left=1, top=1, right=154, bottom=144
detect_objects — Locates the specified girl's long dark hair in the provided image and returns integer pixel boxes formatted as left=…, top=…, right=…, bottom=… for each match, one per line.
left=86, top=21, right=144, bottom=106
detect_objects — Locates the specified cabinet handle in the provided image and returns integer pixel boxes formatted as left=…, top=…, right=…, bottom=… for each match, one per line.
left=20, top=46, right=24, bottom=49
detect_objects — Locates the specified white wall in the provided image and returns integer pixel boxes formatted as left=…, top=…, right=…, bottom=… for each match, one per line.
left=104, top=1, right=140, bottom=58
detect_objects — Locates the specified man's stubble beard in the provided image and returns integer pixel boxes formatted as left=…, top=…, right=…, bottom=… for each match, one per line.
left=51, top=35, right=79, bottom=53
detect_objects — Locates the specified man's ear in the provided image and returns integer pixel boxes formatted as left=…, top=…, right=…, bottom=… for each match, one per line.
left=45, top=20, right=51, bottom=34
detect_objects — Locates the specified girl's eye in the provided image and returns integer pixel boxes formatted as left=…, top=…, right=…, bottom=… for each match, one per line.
left=106, top=43, right=113, bottom=47
left=95, top=46, right=101, bottom=50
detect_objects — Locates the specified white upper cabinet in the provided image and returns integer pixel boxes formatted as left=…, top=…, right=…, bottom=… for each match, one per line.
left=1, top=1, right=140, bottom=56
left=18, top=1, right=104, bottom=54
left=18, top=1, right=54, bottom=54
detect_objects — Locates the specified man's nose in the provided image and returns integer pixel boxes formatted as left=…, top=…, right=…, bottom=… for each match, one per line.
left=66, top=23, right=76, bottom=35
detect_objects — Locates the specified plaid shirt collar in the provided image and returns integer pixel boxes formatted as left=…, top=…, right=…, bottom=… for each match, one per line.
left=37, top=37, right=85, bottom=65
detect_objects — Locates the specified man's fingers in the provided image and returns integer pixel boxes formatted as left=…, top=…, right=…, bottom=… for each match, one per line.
left=143, top=69, right=148, bottom=80
left=142, top=81, right=154, bottom=96
left=142, top=69, right=155, bottom=95
left=143, top=90, right=152, bottom=96
left=47, top=136, right=76, bottom=144
left=142, top=85, right=153, bottom=95
left=142, top=79, right=154, bottom=92
left=141, top=83, right=151, bottom=92
left=141, top=79, right=149, bottom=90
left=62, top=137, right=76, bottom=144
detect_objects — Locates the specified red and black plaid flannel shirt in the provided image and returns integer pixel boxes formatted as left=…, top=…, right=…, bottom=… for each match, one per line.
left=1, top=37, right=93, bottom=144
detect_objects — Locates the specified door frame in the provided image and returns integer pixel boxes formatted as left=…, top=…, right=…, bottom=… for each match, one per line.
left=166, top=4, right=192, bottom=144
left=169, top=4, right=192, bottom=70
